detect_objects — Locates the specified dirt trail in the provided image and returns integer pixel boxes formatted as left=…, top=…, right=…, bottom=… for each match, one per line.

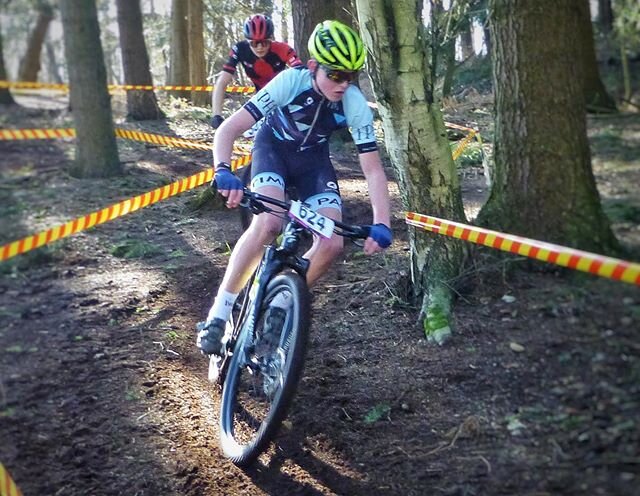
left=0, top=98, right=639, bottom=495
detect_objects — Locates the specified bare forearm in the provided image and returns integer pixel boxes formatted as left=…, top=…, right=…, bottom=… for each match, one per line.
left=212, top=72, right=232, bottom=115
left=368, top=169, right=391, bottom=226
left=213, top=108, right=257, bottom=164
left=360, top=152, right=391, bottom=227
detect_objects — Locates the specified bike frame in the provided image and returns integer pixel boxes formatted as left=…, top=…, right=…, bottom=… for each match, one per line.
left=216, top=189, right=367, bottom=385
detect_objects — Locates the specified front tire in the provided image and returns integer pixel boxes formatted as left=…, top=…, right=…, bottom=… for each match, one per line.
left=219, top=272, right=311, bottom=467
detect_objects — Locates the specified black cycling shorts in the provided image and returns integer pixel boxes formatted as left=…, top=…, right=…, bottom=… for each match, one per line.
left=249, top=126, right=342, bottom=212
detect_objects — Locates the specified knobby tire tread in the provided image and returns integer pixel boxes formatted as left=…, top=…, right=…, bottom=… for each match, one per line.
left=219, top=271, right=311, bottom=467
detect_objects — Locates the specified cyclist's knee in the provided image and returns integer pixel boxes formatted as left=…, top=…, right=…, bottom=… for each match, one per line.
left=318, top=235, right=344, bottom=260
left=251, top=213, right=282, bottom=241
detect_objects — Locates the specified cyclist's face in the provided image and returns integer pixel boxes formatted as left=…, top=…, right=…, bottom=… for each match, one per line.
left=249, top=39, right=271, bottom=58
left=314, top=64, right=355, bottom=102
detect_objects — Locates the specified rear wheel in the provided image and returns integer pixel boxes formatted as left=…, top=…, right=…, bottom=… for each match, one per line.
left=219, top=272, right=311, bottom=467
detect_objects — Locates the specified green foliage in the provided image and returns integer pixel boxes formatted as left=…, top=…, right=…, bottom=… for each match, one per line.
left=0, top=407, right=16, bottom=418
left=590, top=125, right=640, bottom=162
left=110, top=239, right=163, bottom=259
left=169, top=249, right=187, bottom=259
left=614, top=0, right=640, bottom=52
left=162, top=96, right=211, bottom=120
left=428, top=0, right=490, bottom=96
left=423, top=302, right=452, bottom=345
left=188, top=185, right=225, bottom=212
left=603, top=200, right=640, bottom=223
left=453, top=141, right=484, bottom=167
left=363, top=403, right=391, bottom=423
left=452, top=55, right=492, bottom=94
left=125, top=384, right=141, bottom=402
left=0, top=243, right=63, bottom=276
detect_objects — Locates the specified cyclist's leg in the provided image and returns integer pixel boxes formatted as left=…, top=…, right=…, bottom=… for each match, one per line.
left=200, top=132, right=289, bottom=354
left=218, top=183, right=284, bottom=295
left=302, top=200, right=344, bottom=286
left=216, top=130, right=288, bottom=297
left=290, top=149, right=344, bottom=286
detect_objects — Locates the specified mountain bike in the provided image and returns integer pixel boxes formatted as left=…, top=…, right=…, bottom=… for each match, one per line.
left=210, top=188, right=369, bottom=467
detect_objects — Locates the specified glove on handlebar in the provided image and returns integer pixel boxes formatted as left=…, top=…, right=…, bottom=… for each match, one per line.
left=211, top=114, right=225, bottom=129
left=213, top=167, right=243, bottom=191
left=368, top=223, right=393, bottom=248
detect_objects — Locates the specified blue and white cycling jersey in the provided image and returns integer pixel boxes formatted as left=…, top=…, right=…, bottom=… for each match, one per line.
left=243, top=66, right=377, bottom=154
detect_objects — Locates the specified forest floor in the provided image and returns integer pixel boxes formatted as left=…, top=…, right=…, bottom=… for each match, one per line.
left=0, top=92, right=639, bottom=496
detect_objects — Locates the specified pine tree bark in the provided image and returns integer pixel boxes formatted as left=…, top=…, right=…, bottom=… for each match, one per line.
left=0, top=27, right=16, bottom=104
left=115, top=0, right=164, bottom=120
left=479, top=0, right=616, bottom=253
left=291, top=0, right=354, bottom=61
left=59, top=0, right=121, bottom=178
left=577, top=0, right=616, bottom=112
left=18, top=2, right=53, bottom=82
left=597, top=0, right=613, bottom=32
left=357, top=0, right=466, bottom=344
left=169, top=0, right=190, bottom=100
left=459, top=25, right=474, bottom=60
left=45, top=40, right=63, bottom=84
left=187, top=0, right=207, bottom=107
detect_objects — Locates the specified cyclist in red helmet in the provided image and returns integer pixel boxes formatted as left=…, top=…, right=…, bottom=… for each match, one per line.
left=211, top=14, right=302, bottom=129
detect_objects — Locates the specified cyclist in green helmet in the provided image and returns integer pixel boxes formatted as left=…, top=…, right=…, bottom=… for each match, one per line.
left=197, top=20, right=392, bottom=357
left=308, top=20, right=366, bottom=72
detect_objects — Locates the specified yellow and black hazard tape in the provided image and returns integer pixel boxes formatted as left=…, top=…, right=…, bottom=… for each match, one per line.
left=0, top=127, right=214, bottom=152
left=444, top=122, right=481, bottom=161
left=0, top=462, right=23, bottom=496
left=0, top=128, right=76, bottom=140
left=445, top=122, right=475, bottom=133
left=0, top=80, right=254, bottom=94
left=0, top=127, right=256, bottom=154
left=0, top=80, right=68, bottom=91
left=0, top=155, right=251, bottom=263
left=114, top=128, right=212, bottom=151
left=452, top=129, right=477, bottom=160
left=406, top=212, right=640, bottom=286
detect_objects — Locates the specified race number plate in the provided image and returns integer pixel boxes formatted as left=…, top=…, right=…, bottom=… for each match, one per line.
left=288, top=201, right=335, bottom=239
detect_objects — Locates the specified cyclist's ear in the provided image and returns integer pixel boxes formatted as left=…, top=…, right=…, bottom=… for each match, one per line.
left=307, top=59, right=318, bottom=72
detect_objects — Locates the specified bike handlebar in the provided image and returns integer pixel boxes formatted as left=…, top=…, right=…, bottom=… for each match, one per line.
left=239, top=188, right=370, bottom=240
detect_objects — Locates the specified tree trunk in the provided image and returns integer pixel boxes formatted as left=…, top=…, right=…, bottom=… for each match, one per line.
left=0, top=27, right=16, bottom=104
left=440, top=38, right=456, bottom=98
left=116, top=0, right=164, bottom=120
left=483, top=23, right=491, bottom=58
left=479, top=0, right=616, bottom=254
left=459, top=25, right=474, bottom=60
left=169, top=0, right=190, bottom=99
left=187, top=0, right=207, bottom=107
left=597, top=0, right=613, bottom=32
left=252, top=0, right=274, bottom=13
left=18, top=2, right=53, bottom=82
left=357, top=0, right=466, bottom=344
left=280, top=0, right=289, bottom=42
left=291, top=0, right=354, bottom=61
left=45, top=40, right=63, bottom=84
left=577, top=0, right=616, bottom=112
left=59, top=0, right=121, bottom=178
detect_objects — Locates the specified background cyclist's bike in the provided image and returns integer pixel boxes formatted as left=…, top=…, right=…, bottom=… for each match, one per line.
left=210, top=188, right=369, bottom=467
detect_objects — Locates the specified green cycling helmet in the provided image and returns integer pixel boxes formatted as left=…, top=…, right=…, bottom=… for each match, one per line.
left=308, top=20, right=365, bottom=71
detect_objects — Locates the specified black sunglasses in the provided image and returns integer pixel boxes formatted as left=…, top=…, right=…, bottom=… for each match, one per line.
left=321, top=66, right=358, bottom=84
left=249, top=39, right=272, bottom=48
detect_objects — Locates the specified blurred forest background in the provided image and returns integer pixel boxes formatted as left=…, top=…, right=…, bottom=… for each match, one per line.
left=2, top=1, right=640, bottom=495
left=1, top=0, right=636, bottom=108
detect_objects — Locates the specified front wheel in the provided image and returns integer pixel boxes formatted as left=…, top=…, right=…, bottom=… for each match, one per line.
left=219, top=272, right=311, bottom=467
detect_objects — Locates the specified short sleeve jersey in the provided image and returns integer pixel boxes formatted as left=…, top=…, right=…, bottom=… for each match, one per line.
left=243, top=67, right=377, bottom=154
left=222, top=40, right=302, bottom=90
